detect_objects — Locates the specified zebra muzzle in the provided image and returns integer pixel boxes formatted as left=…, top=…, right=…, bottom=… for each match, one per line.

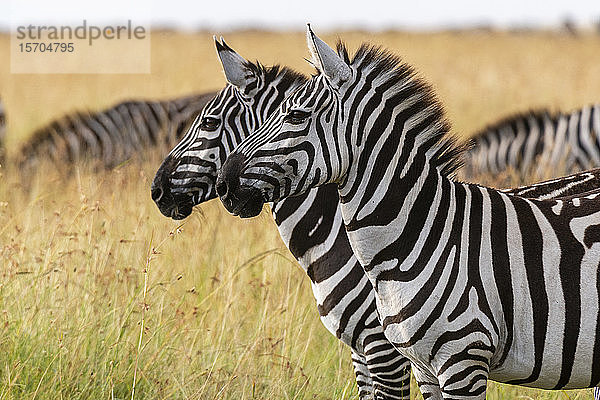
left=217, top=154, right=264, bottom=218
left=152, top=155, right=195, bottom=220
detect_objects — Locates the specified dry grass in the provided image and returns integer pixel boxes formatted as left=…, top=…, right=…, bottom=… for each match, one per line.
left=0, top=30, right=599, bottom=399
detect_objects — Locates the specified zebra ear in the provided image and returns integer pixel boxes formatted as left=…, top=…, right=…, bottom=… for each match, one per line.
left=306, top=24, right=351, bottom=87
left=214, top=36, right=255, bottom=90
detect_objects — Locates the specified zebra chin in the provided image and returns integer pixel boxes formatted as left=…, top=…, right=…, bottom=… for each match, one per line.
left=151, top=177, right=196, bottom=220
left=219, top=186, right=265, bottom=218
left=217, top=153, right=267, bottom=218
left=152, top=155, right=200, bottom=220
left=154, top=193, right=195, bottom=220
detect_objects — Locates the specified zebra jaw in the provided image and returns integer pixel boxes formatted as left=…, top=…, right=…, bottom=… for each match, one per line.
left=168, top=202, right=194, bottom=220
left=153, top=189, right=194, bottom=220
left=217, top=153, right=267, bottom=218
left=151, top=156, right=197, bottom=220
left=219, top=184, right=265, bottom=218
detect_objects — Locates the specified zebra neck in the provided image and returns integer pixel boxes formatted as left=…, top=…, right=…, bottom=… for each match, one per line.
left=338, top=159, right=450, bottom=278
left=271, top=185, right=345, bottom=274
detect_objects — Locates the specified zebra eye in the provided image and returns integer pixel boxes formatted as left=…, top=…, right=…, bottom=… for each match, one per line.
left=284, top=110, right=310, bottom=125
left=200, top=117, right=220, bottom=131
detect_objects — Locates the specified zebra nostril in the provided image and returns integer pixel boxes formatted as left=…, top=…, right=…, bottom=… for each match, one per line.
left=216, top=181, right=228, bottom=197
left=151, top=186, right=163, bottom=202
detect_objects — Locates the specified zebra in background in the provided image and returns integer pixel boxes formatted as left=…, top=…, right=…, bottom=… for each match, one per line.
left=464, top=104, right=600, bottom=180
left=217, top=26, right=600, bottom=398
left=17, top=92, right=215, bottom=172
left=151, top=38, right=412, bottom=399
left=0, top=98, right=6, bottom=165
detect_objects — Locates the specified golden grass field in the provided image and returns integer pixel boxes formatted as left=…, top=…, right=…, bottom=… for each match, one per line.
left=1, top=30, right=600, bottom=399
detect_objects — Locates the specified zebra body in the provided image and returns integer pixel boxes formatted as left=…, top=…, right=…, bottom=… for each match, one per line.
left=152, top=39, right=411, bottom=399
left=18, top=92, right=215, bottom=171
left=217, top=27, right=600, bottom=398
left=465, top=104, right=600, bottom=179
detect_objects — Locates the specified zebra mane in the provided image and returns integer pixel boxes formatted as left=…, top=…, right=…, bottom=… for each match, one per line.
left=242, top=60, right=308, bottom=89
left=336, top=42, right=467, bottom=177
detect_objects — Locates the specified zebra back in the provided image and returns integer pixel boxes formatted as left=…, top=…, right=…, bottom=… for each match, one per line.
left=502, top=168, right=600, bottom=200
left=464, top=109, right=554, bottom=177
left=465, top=104, right=600, bottom=180
left=17, top=92, right=215, bottom=172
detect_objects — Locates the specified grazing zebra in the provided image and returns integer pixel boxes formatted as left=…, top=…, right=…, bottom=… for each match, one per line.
left=464, top=104, right=600, bottom=179
left=151, top=38, right=412, bottom=399
left=0, top=98, right=6, bottom=164
left=217, top=26, right=600, bottom=398
left=17, top=92, right=215, bottom=171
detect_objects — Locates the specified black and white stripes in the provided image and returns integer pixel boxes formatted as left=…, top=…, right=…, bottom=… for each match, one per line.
left=465, top=104, right=600, bottom=179
left=217, top=27, right=600, bottom=399
left=501, top=168, right=600, bottom=199
left=151, top=38, right=411, bottom=399
left=17, top=92, right=215, bottom=171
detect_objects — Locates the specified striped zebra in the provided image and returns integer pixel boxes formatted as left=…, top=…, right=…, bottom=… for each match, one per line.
left=217, top=26, right=600, bottom=398
left=17, top=92, right=215, bottom=171
left=464, top=104, right=600, bottom=179
left=153, top=37, right=600, bottom=399
left=151, top=38, right=412, bottom=399
left=504, top=167, right=600, bottom=400
left=505, top=166, right=600, bottom=400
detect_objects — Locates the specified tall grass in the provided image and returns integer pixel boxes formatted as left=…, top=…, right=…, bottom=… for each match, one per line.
left=1, top=30, right=599, bottom=399
left=0, top=159, right=359, bottom=399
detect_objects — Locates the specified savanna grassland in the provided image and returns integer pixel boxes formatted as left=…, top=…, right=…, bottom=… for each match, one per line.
left=1, top=30, right=600, bottom=399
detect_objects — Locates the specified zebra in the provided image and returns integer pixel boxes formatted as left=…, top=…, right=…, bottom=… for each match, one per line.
left=151, top=38, right=412, bottom=399
left=0, top=97, right=6, bottom=164
left=152, top=37, right=600, bottom=399
left=464, top=104, right=600, bottom=180
left=17, top=92, right=215, bottom=172
left=503, top=169, right=600, bottom=400
left=216, top=26, right=600, bottom=399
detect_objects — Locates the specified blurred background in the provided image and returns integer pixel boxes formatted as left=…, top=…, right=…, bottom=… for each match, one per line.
left=1, top=1, right=600, bottom=399
left=2, top=0, right=600, bottom=148
left=3, top=0, right=600, bottom=31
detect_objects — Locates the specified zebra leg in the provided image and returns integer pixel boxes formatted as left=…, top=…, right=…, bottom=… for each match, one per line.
left=436, top=359, right=489, bottom=400
left=363, top=335, right=411, bottom=399
left=412, top=367, right=442, bottom=400
left=351, top=349, right=375, bottom=399
left=594, top=387, right=600, bottom=400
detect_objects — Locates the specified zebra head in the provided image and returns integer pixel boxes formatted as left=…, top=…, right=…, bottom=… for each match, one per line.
left=218, top=25, right=462, bottom=219
left=151, top=38, right=306, bottom=220
left=217, top=25, right=354, bottom=217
